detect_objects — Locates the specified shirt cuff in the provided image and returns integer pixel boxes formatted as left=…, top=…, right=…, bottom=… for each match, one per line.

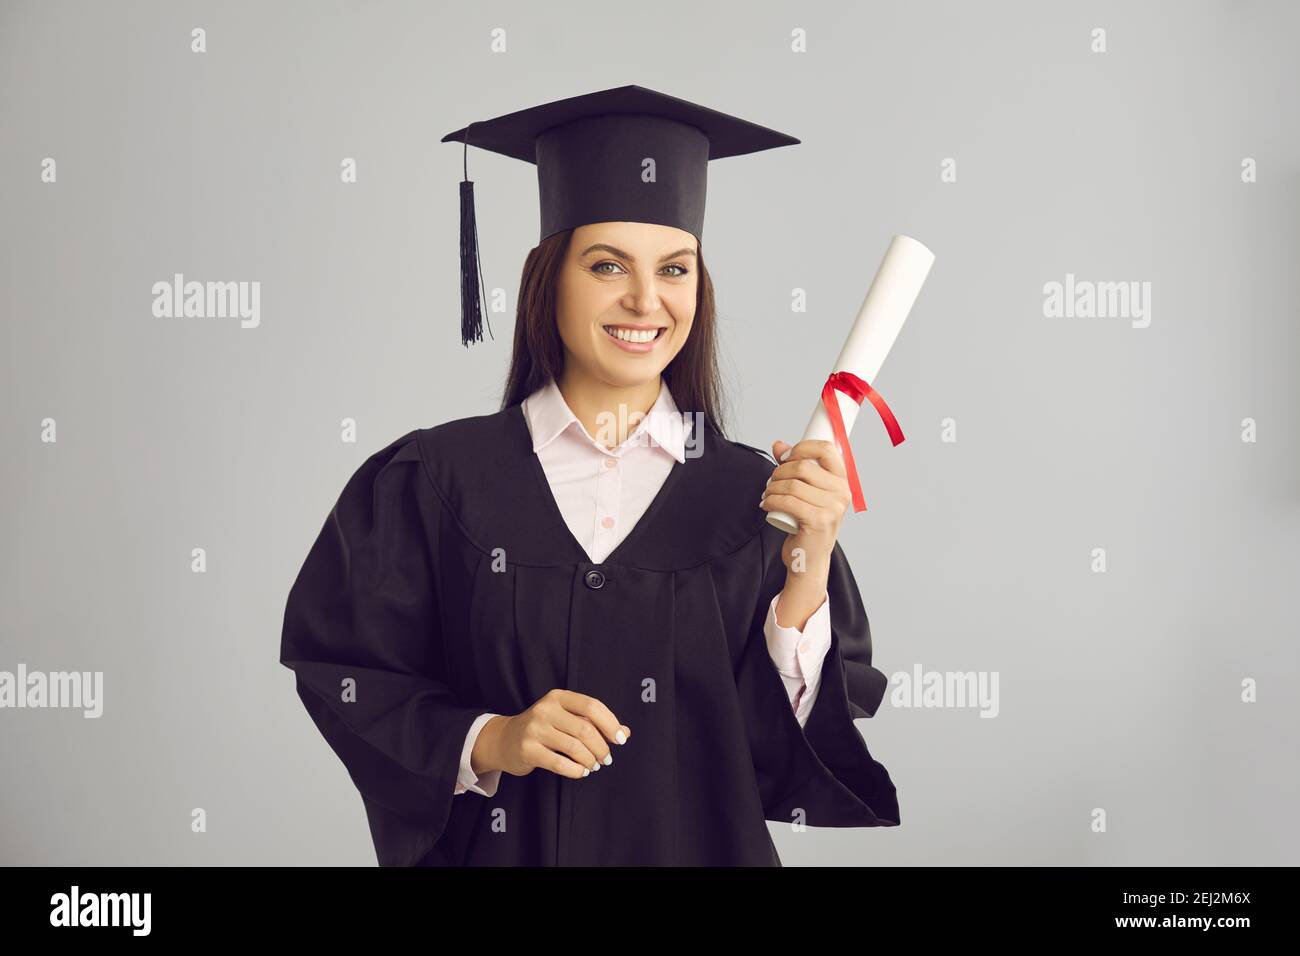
left=763, top=591, right=834, bottom=726
left=454, top=712, right=502, bottom=797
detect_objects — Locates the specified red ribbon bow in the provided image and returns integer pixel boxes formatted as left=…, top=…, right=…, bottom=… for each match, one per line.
left=819, top=370, right=905, bottom=512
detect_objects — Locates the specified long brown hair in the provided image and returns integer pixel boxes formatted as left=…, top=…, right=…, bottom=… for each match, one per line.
left=498, top=228, right=732, bottom=440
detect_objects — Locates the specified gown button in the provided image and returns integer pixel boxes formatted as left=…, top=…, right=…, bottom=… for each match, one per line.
left=584, top=569, right=606, bottom=589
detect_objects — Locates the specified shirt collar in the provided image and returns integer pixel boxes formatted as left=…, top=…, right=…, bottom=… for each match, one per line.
left=522, top=378, right=688, bottom=463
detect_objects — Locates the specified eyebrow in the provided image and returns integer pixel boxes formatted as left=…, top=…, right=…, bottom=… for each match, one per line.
left=578, top=243, right=698, bottom=264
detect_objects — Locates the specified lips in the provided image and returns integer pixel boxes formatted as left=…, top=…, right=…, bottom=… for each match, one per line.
left=603, top=325, right=666, bottom=343
left=601, top=324, right=666, bottom=353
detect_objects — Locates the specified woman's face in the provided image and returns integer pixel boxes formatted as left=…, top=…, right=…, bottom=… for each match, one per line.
left=554, top=221, right=698, bottom=389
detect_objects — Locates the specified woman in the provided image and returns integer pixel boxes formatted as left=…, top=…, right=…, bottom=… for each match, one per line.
left=279, top=86, right=899, bottom=866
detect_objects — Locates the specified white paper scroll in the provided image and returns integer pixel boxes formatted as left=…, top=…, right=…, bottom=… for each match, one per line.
left=766, top=234, right=935, bottom=535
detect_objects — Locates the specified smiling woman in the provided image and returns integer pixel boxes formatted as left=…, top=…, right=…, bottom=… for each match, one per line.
left=502, top=221, right=719, bottom=444
left=280, top=85, right=901, bottom=867
left=578, top=235, right=692, bottom=350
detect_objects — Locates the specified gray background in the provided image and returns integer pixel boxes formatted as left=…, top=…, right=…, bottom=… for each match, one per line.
left=1, top=0, right=1296, bottom=866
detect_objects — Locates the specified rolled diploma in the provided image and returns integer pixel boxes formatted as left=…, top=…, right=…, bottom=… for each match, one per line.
left=766, top=234, right=935, bottom=535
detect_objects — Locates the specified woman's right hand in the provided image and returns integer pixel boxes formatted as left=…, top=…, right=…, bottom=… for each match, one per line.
left=472, top=689, right=631, bottom=780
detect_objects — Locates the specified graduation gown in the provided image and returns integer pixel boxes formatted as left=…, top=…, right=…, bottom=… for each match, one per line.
left=279, top=403, right=900, bottom=866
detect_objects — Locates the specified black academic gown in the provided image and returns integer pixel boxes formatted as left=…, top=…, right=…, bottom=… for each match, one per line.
left=279, top=403, right=900, bottom=866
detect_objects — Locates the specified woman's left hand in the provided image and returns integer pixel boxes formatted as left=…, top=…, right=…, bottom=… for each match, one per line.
left=759, top=438, right=853, bottom=575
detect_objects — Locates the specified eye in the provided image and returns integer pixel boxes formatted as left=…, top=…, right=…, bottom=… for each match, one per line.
left=591, top=260, right=626, bottom=276
left=589, top=260, right=691, bottom=278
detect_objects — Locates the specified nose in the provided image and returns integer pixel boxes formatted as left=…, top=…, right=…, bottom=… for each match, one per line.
left=621, top=270, right=661, bottom=316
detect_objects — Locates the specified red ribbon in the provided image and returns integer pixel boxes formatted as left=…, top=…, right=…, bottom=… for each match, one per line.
left=819, top=370, right=905, bottom=512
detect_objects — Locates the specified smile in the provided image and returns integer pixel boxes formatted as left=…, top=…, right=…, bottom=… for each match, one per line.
left=602, top=325, right=666, bottom=353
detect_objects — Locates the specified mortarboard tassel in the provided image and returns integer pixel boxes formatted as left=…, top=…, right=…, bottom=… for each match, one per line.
left=458, top=131, right=493, bottom=347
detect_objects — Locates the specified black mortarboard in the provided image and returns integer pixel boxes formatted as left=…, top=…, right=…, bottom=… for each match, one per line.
left=440, top=84, right=800, bottom=346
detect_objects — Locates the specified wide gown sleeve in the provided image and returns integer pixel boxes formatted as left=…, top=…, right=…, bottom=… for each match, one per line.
left=279, top=431, right=494, bottom=866
left=738, top=532, right=900, bottom=829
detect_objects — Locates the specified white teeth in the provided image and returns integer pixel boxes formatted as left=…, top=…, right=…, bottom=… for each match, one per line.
left=603, top=326, right=661, bottom=344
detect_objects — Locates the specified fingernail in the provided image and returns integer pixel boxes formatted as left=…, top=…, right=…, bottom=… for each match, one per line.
left=583, top=768, right=590, bottom=777
left=592, top=761, right=600, bottom=772
left=603, top=753, right=613, bottom=766
left=615, top=730, right=627, bottom=745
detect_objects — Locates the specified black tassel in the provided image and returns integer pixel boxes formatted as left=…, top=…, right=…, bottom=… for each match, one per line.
left=458, top=134, right=493, bottom=347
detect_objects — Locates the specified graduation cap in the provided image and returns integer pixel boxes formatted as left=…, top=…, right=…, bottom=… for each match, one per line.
left=440, top=84, right=801, bottom=346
